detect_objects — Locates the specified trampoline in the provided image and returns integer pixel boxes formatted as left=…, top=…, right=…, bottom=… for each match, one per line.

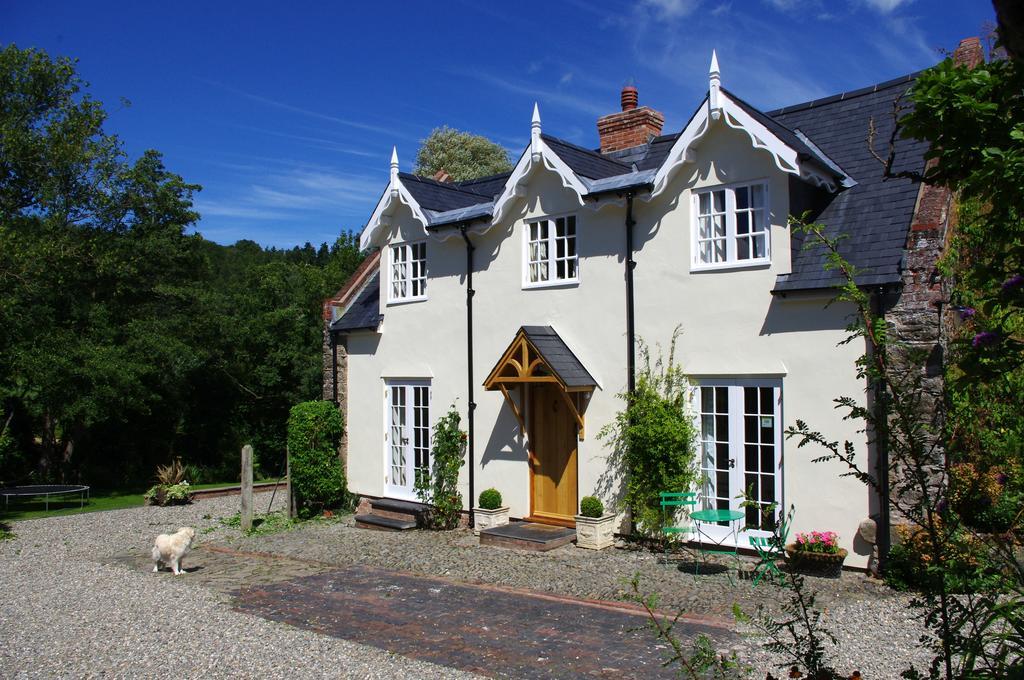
left=0, top=484, right=90, bottom=511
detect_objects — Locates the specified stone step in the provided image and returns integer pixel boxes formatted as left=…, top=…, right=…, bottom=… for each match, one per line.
left=368, top=498, right=426, bottom=523
left=479, top=522, right=576, bottom=552
left=354, top=513, right=417, bottom=532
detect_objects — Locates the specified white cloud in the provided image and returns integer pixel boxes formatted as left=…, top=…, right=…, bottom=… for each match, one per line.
left=861, top=0, right=912, bottom=12
left=639, top=0, right=700, bottom=20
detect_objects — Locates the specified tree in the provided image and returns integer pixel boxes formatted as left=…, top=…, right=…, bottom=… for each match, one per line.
left=413, top=126, right=512, bottom=181
left=0, top=45, right=203, bottom=481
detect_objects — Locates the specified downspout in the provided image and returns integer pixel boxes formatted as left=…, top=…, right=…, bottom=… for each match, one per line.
left=625, top=192, right=637, bottom=394
left=624, top=192, right=638, bottom=534
left=460, top=224, right=476, bottom=528
left=873, top=285, right=891, bottom=573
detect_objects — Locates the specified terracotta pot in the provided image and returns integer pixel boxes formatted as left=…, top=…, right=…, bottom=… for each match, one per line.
left=786, top=544, right=848, bottom=578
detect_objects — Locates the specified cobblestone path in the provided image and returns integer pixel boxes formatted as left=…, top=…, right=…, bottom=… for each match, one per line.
left=232, top=563, right=736, bottom=678
left=110, top=545, right=735, bottom=678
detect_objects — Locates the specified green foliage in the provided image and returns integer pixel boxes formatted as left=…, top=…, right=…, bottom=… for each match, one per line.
left=143, top=482, right=192, bottom=506
left=0, top=522, right=13, bottom=541
left=477, top=487, right=502, bottom=510
left=220, top=510, right=300, bottom=536
left=0, top=45, right=365, bottom=488
left=598, top=328, right=698, bottom=535
left=413, top=126, right=512, bottom=181
left=626, top=576, right=749, bottom=678
left=286, top=401, right=345, bottom=519
left=415, top=405, right=466, bottom=529
left=579, top=495, right=604, bottom=518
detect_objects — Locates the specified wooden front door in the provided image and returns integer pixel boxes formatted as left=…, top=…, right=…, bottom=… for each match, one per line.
left=529, top=384, right=578, bottom=524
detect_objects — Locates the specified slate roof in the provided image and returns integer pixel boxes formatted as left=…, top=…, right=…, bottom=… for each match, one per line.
left=769, top=73, right=928, bottom=291
left=541, top=134, right=632, bottom=179
left=329, top=271, right=382, bottom=333
left=399, top=172, right=490, bottom=212
left=521, top=326, right=597, bottom=389
left=377, top=71, right=930, bottom=292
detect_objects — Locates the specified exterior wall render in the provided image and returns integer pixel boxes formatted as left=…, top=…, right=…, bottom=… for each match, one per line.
left=343, top=122, right=878, bottom=568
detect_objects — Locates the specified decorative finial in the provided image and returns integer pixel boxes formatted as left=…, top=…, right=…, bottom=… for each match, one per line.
left=709, top=50, right=721, bottom=121
left=390, top=146, right=399, bottom=197
left=531, top=102, right=542, bottom=161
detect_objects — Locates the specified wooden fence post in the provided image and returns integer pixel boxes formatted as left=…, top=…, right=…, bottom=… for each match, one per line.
left=286, top=445, right=296, bottom=519
left=241, top=444, right=253, bottom=531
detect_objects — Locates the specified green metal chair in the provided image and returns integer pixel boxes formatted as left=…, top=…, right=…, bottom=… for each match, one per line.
left=749, top=510, right=793, bottom=585
left=660, top=491, right=699, bottom=576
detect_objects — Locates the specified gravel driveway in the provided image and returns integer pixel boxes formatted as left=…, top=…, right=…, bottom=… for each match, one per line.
left=0, top=496, right=478, bottom=679
left=1, top=496, right=936, bottom=678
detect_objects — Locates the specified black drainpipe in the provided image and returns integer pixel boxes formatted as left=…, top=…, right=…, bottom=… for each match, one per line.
left=460, top=224, right=476, bottom=527
left=625, top=192, right=637, bottom=394
left=873, top=285, right=891, bottom=572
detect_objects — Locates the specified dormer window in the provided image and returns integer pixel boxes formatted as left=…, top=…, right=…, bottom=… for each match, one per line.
left=389, top=242, right=426, bottom=303
left=524, top=215, right=578, bottom=288
left=693, top=182, right=769, bottom=269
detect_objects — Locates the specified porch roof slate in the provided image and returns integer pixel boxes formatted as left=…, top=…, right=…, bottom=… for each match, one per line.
left=521, top=326, right=597, bottom=389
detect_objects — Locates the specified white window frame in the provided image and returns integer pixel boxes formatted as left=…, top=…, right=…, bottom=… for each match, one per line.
left=383, top=379, right=431, bottom=502
left=691, top=180, right=770, bottom=271
left=522, top=214, right=580, bottom=289
left=690, top=378, right=783, bottom=549
left=388, top=241, right=427, bottom=304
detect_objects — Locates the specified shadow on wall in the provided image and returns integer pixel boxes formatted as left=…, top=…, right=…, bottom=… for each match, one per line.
left=480, top=397, right=529, bottom=467
left=592, top=437, right=627, bottom=520
left=758, top=294, right=853, bottom=336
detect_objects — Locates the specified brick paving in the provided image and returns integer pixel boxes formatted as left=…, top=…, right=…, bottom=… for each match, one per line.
left=232, top=563, right=736, bottom=678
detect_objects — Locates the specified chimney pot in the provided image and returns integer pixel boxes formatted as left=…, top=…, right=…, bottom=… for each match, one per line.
left=621, top=85, right=638, bottom=111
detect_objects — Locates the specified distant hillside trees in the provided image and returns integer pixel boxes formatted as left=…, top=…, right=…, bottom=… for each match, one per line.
left=414, top=126, right=512, bottom=181
left=0, top=44, right=363, bottom=487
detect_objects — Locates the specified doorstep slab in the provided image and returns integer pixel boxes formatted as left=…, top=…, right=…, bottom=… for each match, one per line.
left=479, top=522, right=576, bottom=551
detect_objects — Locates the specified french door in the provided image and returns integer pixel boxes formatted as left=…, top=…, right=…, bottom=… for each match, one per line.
left=696, top=381, right=782, bottom=548
left=384, top=380, right=431, bottom=501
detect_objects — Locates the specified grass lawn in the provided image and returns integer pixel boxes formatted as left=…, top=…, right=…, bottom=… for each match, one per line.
left=0, top=478, right=280, bottom=522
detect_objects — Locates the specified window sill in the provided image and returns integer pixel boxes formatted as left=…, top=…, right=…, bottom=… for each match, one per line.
left=521, top=279, right=580, bottom=291
left=690, top=259, right=771, bottom=274
left=386, top=296, right=428, bottom=306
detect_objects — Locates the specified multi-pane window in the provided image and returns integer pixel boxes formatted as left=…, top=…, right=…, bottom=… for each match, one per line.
left=694, top=183, right=769, bottom=267
left=525, top=215, right=578, bottom=286
left=699, top=386, right=732, bottom=525
left=696, top=382, right=782, bottom=537
left=743, top=386, right=777, bottom=531
left=390, top=242, right=426, bottom=302
left=411, top=385, right=430, bottom=488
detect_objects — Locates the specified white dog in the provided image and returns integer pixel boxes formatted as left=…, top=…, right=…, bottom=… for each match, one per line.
left=151, top=527, right=196, bottom=575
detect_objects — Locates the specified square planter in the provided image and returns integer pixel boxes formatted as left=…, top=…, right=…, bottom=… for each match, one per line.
left=574, top=513, right=616, bottom=550
left=474, top=506, right=510, bottom=535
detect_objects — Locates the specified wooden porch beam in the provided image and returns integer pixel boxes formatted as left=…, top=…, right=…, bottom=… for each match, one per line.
left=557, top=388, right=586, bottom=440
left=498, top=384, right=526, bottom=433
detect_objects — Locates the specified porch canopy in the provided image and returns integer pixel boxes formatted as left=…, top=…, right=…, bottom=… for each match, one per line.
left=483, top=326, right=596, bottom=438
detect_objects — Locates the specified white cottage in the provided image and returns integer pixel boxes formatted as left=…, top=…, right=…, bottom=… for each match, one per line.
left=323, top=51, right=957, bottom=569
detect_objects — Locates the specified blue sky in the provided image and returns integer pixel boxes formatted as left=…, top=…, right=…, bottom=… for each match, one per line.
left=3, top=0, right=995, bottom=248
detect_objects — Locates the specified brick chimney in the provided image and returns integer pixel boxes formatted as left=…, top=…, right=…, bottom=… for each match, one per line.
left=953, top=36, right=984, bottom=68
left=596, top=85, right=664, bottom=154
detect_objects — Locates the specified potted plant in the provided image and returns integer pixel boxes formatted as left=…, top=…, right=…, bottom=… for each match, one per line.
left=574, top=496, right=616, bottom=550
left=473, top=488, right=509, bottom=535
left=786, top=530, right=848, bottom=578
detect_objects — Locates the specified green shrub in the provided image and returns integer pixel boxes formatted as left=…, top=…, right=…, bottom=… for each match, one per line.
left=144, top=482, right=193, bottom=506
left=287, top=401, right=346, bottom=519
left=580, top=496, right=604, bottom=518
left=598, top=330, right=699, bottom=535
left=478, top=488, right=502, bottom=510
left=415, top=404, right=466, bottom=529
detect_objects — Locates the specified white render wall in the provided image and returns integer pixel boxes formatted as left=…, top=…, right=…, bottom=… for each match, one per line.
left=345, top=122, right=876, bottom=568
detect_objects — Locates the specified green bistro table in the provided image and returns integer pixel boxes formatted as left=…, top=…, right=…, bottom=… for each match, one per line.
left=690, top=508, right=744, bottom=581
